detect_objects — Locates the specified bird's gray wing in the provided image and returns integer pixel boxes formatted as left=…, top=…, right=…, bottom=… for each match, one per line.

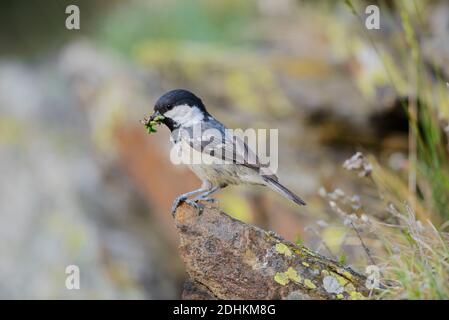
left=178, top=120, right=277, bottom=178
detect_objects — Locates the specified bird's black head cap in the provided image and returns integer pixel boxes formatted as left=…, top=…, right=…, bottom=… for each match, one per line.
left=154, top=89, right=206, bottom=115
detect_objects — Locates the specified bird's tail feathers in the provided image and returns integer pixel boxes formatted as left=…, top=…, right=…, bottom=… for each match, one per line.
left=263, top=176, right=306, bottom=206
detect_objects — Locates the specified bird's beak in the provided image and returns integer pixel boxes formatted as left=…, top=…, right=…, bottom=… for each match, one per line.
left=149, top=110, right=162, bottom=122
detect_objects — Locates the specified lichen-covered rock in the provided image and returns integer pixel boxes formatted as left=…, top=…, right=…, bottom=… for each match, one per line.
left=175, top=203, right=369, bottom=300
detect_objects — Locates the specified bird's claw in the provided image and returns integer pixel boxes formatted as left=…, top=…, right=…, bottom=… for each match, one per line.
left=171, top=195, right=187, bottom=217
left=185, top=199, right=205, bottom=215
left=194, top=197, right=217, bottom=203
left=171, top=196, right=207, bottom=217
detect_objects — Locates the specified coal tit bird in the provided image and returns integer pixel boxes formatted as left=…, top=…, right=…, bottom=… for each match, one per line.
left=147, top=89, right=306, bottom=215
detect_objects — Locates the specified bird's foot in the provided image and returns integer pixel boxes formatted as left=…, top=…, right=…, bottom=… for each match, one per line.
left=191, top=196, right=218, bottom=211
left=171, top=195, right=188, bottom=217
left=185, top=199, right=205, bottom=215
left=193, top=196, right=217, bottom=203
left=171, top=196, right=206, bottom=217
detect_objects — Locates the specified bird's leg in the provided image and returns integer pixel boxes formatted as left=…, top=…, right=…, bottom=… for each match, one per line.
left=192, top=183, right=228, bottom=203
left=192, top=186, right=220, bottom=203
left=171, top=188, right=206, bottom=217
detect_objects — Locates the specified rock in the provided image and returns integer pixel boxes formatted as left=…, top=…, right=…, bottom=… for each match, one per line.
left=174, top=202, right=369, bottom=300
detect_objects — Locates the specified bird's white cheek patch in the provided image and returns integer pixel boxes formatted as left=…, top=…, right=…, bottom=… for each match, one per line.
left=164, top=104, right=204, bottom=127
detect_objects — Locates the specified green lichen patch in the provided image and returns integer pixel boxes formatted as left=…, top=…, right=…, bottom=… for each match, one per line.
left=274, top=267, right=302, bottom=286
left=304, top=279, right=316, bottom=289
left=336, top=268, right=353, bottom=280
left=302, top=262, right=310, bottom=267
left=285, top=267, right=302, bottom=283
left=349, top=291, right=365, bottom=300
left=342, top=283, right=366, bottom=300
left=295, top=246, right=318, bottom=257
left=344, top=283, right=356, bottom=293
left=275, top=243, right=292, bottom=257
left=331, top=272, right=349, bottom=287
left=274, top=272, right=290, bottom=286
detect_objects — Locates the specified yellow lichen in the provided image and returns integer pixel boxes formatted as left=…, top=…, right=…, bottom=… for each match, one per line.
left=274, top=272, right=290, bottom=286
left=344, top=283, right=356, bottom=293
left=349, top=291, right=365, bottom=300
left=274, top=267, right=302, bottom=286
left=335, top=268, right=353, bottom=280
left=302, top=262, right=310, bottom=267
left=304, top=279, right=316, bottom=289
left=301, top=247, right=317, bottom=257
left=331, top=272, right=349, bottom=286
left=343, top=282, right=365, bottom=300
left=291, top=245, right=318, bottom=258
left=275, top=243, right=292, bottom=257
left=286, top=267, right=302, bottom=283
left=336, top=293, right=344, bottom=299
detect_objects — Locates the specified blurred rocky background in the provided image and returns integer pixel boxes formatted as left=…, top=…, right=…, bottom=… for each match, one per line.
left=0, top=0, right=448, bottom=299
